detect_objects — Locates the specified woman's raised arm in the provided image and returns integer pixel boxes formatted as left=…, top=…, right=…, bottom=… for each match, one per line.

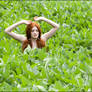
left=5, top=20, right=31, bottom=42
left=34, top=16, right=59, bottom=41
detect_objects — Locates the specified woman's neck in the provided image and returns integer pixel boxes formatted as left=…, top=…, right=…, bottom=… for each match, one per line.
left=31, top=38, right=37, bottom=42
left=31, top=38, right=37, bottom=48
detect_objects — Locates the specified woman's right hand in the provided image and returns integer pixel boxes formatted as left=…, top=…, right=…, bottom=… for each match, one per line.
left=20, top=20, right=32, bottom=25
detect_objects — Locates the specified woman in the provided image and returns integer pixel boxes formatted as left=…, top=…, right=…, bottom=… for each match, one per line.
left=5, top=17, right=59, bottom=52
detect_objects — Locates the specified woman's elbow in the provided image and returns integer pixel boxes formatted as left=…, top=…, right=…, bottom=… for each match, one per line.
left=4, top=29, right=8, bottom=34
left=57, top=24, right=60, bottom=29
left=55, top=24, right=60, bottom=30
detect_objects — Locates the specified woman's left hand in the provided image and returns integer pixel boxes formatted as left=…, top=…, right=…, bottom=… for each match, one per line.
left=34, top=16, right=39, bottom=21
left=34, top=16, right=44, bottom=21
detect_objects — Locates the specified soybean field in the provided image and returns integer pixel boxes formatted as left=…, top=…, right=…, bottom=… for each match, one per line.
left=0, top=1, right=92, bottom=91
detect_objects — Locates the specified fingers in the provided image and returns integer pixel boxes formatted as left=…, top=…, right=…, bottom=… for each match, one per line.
left=34, top=16, right=38, bottom=21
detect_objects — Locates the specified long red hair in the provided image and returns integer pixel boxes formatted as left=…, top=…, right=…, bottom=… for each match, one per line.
left=22, top=22, right=45, bottom=52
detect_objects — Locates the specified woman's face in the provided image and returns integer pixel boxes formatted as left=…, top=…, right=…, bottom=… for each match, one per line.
left=31, top=26, right=39, bottom=39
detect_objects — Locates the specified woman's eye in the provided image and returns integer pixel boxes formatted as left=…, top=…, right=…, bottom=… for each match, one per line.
left=32, top=30, right=38, bottom=32
left=36, top=30, right=38, bottom=32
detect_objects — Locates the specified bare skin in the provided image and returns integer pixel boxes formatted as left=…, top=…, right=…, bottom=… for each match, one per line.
left=30, top=26, right=39, bottom=49
left=5, top=17, right=59, bottom=48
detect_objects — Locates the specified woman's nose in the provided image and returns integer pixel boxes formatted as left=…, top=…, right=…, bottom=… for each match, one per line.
left=34, top=30, right=37, bottom=33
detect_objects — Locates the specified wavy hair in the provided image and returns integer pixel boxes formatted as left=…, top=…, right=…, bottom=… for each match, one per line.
left=22, top=22, right=45, bottom=52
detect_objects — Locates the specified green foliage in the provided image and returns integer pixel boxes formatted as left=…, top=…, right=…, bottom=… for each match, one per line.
left=0, top=1, right=92, bottom=91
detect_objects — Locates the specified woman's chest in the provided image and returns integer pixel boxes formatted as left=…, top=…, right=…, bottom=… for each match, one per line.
left=32, top=41, right=37, bottom=49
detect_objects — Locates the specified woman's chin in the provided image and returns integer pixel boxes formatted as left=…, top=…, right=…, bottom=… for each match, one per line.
left=32, top=36, right=38, bottom=39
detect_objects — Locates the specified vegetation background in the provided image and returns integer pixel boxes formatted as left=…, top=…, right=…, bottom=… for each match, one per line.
left=0, top=1, right=92, bottom=91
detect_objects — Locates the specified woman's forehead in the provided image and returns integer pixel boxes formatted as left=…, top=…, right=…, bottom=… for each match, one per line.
left=32, top=26, right=38, bottom=30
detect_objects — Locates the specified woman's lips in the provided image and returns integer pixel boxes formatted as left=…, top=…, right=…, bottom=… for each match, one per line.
left=34, top=34, right=37, bottom=36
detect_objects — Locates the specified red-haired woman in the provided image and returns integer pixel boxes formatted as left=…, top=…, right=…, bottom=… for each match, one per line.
left=5, top=17, right=59, bottom=52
